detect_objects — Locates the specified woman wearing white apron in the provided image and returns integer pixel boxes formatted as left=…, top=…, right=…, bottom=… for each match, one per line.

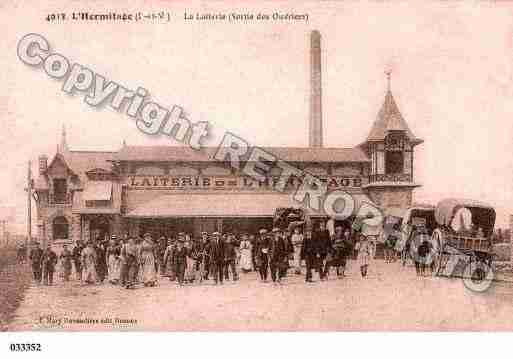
left=139, top=233, right=157, bottom=287
left=239, top=234, right=253, bottom=272
left=81, top=241, right=97, bottom=284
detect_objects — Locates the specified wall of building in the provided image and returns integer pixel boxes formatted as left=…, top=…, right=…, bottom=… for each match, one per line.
left=366, top=187, right=413, bottom=210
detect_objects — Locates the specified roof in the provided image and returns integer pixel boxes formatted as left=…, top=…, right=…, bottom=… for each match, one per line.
left=62, top=150, right=116, bottom=181
left=47, top=153, right=77, bottom=177
left=113, top=145, right=370, bottom=163
left=434, top=198, right=495, bottom=227
left=366, top=90, right=423, bottom=144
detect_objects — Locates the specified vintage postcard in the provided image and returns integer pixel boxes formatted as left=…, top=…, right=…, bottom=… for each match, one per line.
left=1, top=0, right=512, bottom=342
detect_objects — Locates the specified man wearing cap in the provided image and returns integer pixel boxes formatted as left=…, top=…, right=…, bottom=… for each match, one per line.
left=29, top=242, right=44, bottom=284
left=269, top=228, right=287, bottom=283
left=256, top=229, right=270, bottom=282
left=208, top=232, right=225, bottom=285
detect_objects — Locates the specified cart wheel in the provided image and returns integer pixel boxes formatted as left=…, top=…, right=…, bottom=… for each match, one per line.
left=462, top=258, right=493, bottom=292
left=432, top=229, right=443, bottom=276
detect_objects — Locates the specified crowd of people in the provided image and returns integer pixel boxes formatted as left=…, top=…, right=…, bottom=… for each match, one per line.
left=27, top=220, right=379, bottom=289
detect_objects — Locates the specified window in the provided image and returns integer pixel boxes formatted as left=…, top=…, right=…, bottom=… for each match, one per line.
left=385, top=151, right=404, bottom=174
left=52, top=216, right=69, bottom=240
left=53, top=178, right=68, bottom=203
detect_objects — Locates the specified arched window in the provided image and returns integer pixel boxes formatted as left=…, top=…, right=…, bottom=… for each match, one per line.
left=53, top=216, right=69, bottom=240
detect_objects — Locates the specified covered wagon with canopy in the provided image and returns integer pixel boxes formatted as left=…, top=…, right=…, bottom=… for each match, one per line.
left=432, top=198, right=495, bottom=277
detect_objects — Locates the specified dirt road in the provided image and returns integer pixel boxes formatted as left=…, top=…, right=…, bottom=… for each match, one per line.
left=7, top=260, right=513, bottom=331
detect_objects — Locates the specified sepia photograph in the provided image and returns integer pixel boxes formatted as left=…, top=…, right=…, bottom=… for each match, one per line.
left=1, top=1, right=513, bottom=355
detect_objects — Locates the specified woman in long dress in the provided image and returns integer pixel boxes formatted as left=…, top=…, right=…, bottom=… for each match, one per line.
left=106, top=239, right=121, bottom=284
left=139, top=234, right=157, bottom=287
left=124, top=237, right=140, bottom=289
left=162, top=238, right=176, bottom=280
left=239, top=234, right=253, bottom=272
left=184, top=240, right=197, bottom=283
left=81, top=242, right=97, bottom=284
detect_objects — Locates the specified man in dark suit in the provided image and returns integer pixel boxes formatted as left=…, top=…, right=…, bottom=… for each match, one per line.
left=41, top=244, right=58, bottom=285
left=302, top=230, right=320, bottom=282
left=174, top=238, right=187, bottom=285
left=269, top=228, right=287, bottom=284
left=208, top=232, right=225, bottom=285
left=29, top=242, right=44, bottom=284
left=224, top=234, right=238, bottom=281
left=256, top=229, right=270, bottom=282
left=314, top=221, right=332, bottom=280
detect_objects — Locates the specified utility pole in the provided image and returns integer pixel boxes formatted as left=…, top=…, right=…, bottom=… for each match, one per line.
left=27, top=160, right=32, bottom=249
left=1, top=220, right=5, bottom=245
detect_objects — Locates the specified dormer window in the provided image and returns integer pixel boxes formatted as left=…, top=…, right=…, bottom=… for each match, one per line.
left=53, top=178, right=68, bottom=204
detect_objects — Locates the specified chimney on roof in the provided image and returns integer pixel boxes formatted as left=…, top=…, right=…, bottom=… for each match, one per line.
left=59, top=124, right=69, bottom=153
left=38, top=155, right=48, bottom=174
left=309, top=30, right=323, bottom=148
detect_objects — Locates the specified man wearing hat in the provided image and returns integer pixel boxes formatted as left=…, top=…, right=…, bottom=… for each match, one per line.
left=41, top=244, right=58, bottom=286
left=208, top=232, right=225, bottom=285
left=314, top=221, right=332, bottom=280
left=256, top=229, right=270, bottom=282
left=29, top=241, right=44, bottom=284
left=199, top=232, right=210, bottom=280
left=174, top=236, right=188, bottom=285
left=269, top=228, right=287, bottom=283
left=223, top=233, right=238, bottom=281
left=301, top=229, right=320, bottom=282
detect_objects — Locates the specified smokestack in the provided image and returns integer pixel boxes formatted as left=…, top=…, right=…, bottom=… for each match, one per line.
left=309, top=30, right=323, bottom=148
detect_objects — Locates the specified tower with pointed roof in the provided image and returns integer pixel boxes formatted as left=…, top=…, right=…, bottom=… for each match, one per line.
left=360, top=72, right=423, bottom=211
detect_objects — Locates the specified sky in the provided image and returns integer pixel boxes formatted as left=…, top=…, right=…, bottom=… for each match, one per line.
left=1, top=1, right=513, bottom=233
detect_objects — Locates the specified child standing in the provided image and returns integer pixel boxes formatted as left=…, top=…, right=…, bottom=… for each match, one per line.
left=356, top=233, right=372, bottom=278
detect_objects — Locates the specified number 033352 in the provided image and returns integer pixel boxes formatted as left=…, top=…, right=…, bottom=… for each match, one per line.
left=9, top=343, right=42, bottom=352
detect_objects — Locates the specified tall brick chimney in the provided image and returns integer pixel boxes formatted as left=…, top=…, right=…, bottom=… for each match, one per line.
left=38, top=155, right=48, bottom=174
left=309, top=30, right=323, bottom=148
